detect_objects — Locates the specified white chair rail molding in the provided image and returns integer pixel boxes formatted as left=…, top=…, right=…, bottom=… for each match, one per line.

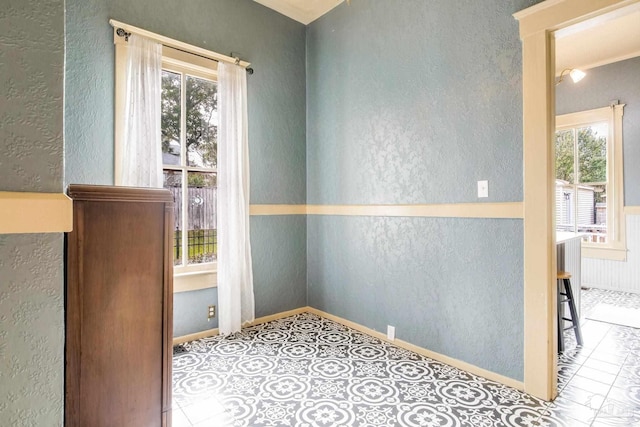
left=0, top=191, right=72, bottom=234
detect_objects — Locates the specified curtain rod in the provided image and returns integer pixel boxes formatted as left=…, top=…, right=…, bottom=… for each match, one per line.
left=109, top=19, right=253, bottom=74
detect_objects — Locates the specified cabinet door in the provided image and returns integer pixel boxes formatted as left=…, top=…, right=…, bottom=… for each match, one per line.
left=66, top=199, right=167, bottom=427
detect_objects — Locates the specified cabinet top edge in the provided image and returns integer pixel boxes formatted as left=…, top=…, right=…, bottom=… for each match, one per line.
left=67, top=184, right=174, bottom=204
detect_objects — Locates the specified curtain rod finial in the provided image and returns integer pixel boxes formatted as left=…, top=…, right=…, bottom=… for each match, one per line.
left=116, top=28, right=131, bottom=41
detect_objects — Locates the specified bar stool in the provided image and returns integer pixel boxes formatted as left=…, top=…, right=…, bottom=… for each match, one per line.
left=557, top=271, right=583, bottom=353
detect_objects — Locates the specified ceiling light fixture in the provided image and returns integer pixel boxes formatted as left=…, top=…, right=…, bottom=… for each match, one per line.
left=556, top=68, right=586, bottom=85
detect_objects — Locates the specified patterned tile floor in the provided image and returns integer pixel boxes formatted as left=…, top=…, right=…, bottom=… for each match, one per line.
left=172, top=288, right=640, bottom=426
left=554, top=288, right=640, bottom=426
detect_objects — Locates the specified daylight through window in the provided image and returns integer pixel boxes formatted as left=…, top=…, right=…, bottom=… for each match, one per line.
left=161, top=64, right=218, bottom=269
left=555, top=123, right=608, bottom=242
left=555, top=104, right=626, bottom=259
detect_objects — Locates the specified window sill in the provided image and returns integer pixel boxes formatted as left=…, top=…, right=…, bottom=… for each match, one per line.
left=174, top=269, right=216, bottom=278
left=582, top=245, right=627, bottom=261
left=174, top=268, right=217, bottom=293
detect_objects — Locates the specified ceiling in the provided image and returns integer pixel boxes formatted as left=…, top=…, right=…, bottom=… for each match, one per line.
left=254, top=1, right=640, bottom=73
left=254, top=0, right=344, bottom=25
left=555, top=5, right=640, bottom=74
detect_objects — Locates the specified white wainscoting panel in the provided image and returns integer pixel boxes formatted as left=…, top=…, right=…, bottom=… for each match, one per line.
left=583, top=214, right=640, bottom=294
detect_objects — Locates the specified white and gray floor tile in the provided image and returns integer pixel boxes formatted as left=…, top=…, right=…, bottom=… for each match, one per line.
left=555, top=288, right=640, bottom=426
left=173, top=288, right=640, bottom=426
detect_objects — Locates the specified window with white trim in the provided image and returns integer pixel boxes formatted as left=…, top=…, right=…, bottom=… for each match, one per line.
left=555, top=104, right=626, bottom=260
left=114, top=35, right=220, bottom=288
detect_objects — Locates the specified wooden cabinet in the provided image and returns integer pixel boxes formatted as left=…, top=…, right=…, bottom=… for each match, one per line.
left=65, top=185, right=173, bottom=427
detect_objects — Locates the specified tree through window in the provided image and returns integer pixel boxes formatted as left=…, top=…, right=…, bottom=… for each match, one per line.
left=555, top=123, right=608, bottom=243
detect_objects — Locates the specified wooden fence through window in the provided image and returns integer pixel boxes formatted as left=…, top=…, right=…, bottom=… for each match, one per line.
left=167, top=186, right=217, bottom=263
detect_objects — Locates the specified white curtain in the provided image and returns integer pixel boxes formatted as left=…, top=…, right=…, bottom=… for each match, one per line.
left=217, top=62, right=255, bottom=334
left=119, top=34, right=163, bottom=187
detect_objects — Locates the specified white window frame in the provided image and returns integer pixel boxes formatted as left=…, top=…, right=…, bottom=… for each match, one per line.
left=114, top=33, right=219, bottom=292
left=556, top=104, right=626, bottom=261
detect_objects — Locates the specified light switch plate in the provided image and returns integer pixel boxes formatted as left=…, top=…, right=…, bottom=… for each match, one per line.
left=477, top=180, right=489, bottom=198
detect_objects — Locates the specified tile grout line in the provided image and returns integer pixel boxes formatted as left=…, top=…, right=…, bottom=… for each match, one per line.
left=589, top=348, right=631, bottom=426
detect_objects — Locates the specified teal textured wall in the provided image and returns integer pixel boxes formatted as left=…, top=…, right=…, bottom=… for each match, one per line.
left=0, top=0, right=65, bottom=424
left=305, top=0, right=540, bottom=381
left=556, top=56, right=640, bottom=206
left=251, top=216, right=307, bottom=318
left=174, top=288, right=219, bottom=337
left=307, top=216, right=524, bottom=379
left=64, top=0, right=308, bottom=336
left=306, top=0, right=538, bottom=205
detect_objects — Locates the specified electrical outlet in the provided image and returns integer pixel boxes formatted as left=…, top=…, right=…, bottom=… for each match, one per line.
left=208, top=305, right=216, bottom=321
left=387, top=325, right=395, bottom=341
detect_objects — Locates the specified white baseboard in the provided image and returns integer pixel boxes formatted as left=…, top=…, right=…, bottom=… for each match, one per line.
left=582, top=283, right=640, bottom=295
left=173, top=328, right=219, bottom=345
left=172, top=305, right=524, bottom=391
left=246, top=307, right=310, bottom=327
left=172, top=307, right=309, bottom=345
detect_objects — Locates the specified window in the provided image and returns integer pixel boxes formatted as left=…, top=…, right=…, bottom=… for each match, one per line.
left=555, top=105, right=626, bottom=260
left=555, top=123, right=607, bottom=240
left=161, top=51, right=218, bottom=276
left=115, top=36, right=220, bottom=290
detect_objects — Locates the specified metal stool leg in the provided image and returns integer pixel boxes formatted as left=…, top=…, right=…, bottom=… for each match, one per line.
left=557, top=279, right=565, bottom=353
left=563, top=278, right=583, bottom=346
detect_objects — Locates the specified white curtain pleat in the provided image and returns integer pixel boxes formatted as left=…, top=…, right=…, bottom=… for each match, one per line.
left=217, top=62, right=255, bottom=335
left=119, top=34, right=163, bottom=187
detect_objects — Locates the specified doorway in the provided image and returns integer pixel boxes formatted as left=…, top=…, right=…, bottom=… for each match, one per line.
left=514, top=0, right=640, bottom=401
left=553, top=6, right=640, bottom=420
